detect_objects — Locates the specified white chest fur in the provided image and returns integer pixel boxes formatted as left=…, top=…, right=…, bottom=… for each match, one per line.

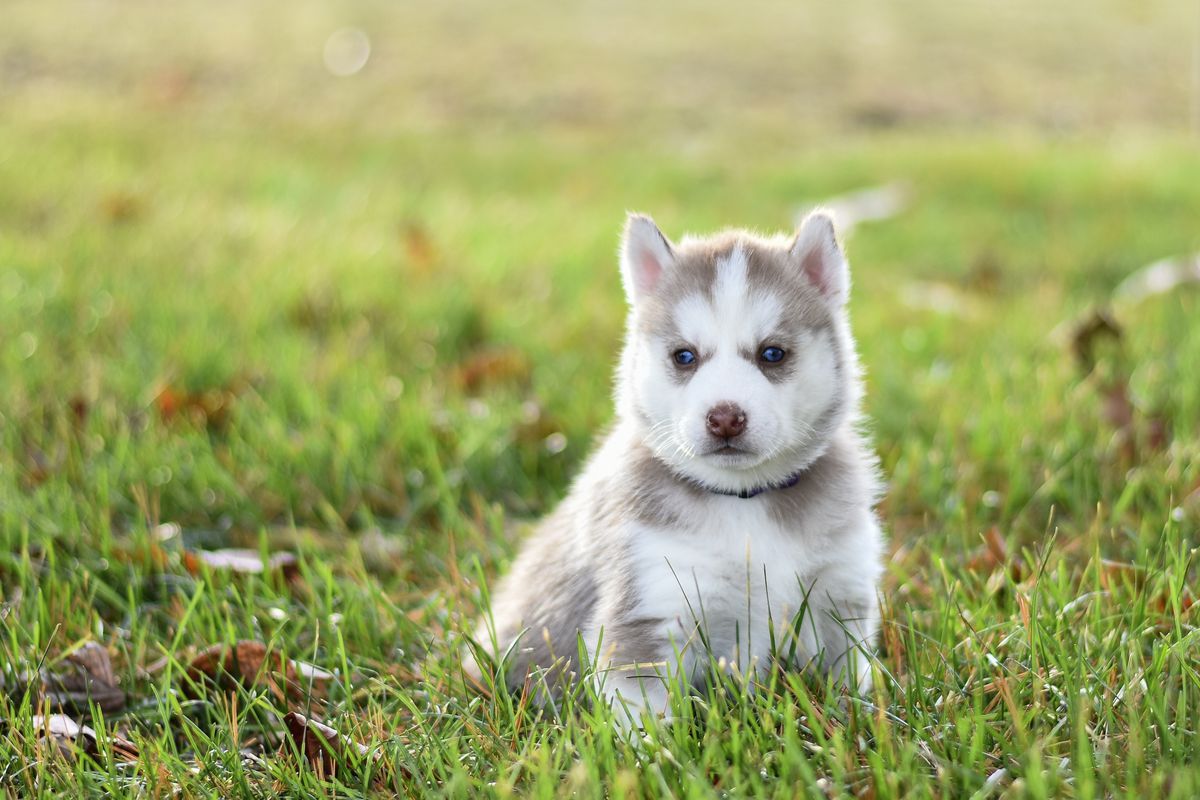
left=623, top=496, right=857, bottom=674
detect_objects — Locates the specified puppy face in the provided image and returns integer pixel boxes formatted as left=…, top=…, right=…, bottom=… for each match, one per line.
left=618, top=213, right=852, bottom=493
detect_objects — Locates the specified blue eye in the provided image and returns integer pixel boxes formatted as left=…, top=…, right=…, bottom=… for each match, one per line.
left=760, top=346, right=786, bottom=363
left=673, top=349, right=697, bottom=366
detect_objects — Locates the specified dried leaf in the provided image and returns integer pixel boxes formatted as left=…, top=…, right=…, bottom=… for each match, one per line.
left=12, top=643, right=126, bottom=714
left=965, top=251, right=1003, bottom=293
left=138, top=655, right=172, bottom=680
left=282, top=712, right=381, bottom=780
left=1068, top=308, right=1122, bottom=374
left=1149, top=586, right=1196, bottom=616
left=401, top=221, right=437, bottom=271
left=154, top=385, right=236, bottom=432
left=183, top=640, right=331, bottom=701
left=39, top=642, right=126, bottom=714
left=68, top=395, right=90, bottom=426
left=21, top=444, right=55, bottom=489
left=145, top=67, right=196, bottom=106
left=965, top=526, right=1025, bottom=580
left=1016, top=591, right=1031, bottom=629
left=1099, top=558, right=1146, bottom=590
left=99, top=192, right=140, bottom=224
left=1145, top=415, right=1170, bottom=453
left=288, top=290, right=344, bottom=333
left=32, top=714, right=138, bottom=762
left=452, top=347, right=531, bottom=394
left=796, top=182, right=910, bottom=233
left=66, top=642, right=117, bottom=688
left=183, top=548, right=300, bottom=581
left=110, top=540, right=170, bottom=572
left=293, top=660, right=337, bottom=683
left=1096, top=379, right=1170, bottom=461
left=983, top=526, right=1008, bottom=567
left=1100, top=381, right=1135, bottom=431
left=1114, top=254, right=1200, bottom=304
left=186, top=641, right=287, bottom=691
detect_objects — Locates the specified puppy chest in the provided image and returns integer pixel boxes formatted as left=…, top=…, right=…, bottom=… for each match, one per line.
left=627, top=506, right=816, bottom=633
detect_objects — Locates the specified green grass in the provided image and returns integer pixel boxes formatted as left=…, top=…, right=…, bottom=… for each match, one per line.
left=2, top=1, right=1200, bottom=796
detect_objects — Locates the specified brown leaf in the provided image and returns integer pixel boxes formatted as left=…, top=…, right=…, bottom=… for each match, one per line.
left=1069, top=308, right=1122, bottom=374
left=144, top=67, right=196, bottom=107
left=183, top=641, right=330, bottom=702
left=138, top=655, right=172, bottom=680
left=99, top=192, right=140, bottom=224
left=1150, top=586, right=1196, bottom=616
left=1016, top=591, right=1031, bottom=629
left=282, top=712, right=381, bottom=780
left=21, top=444, right=56, bottom=489
left=1100, top=381, right=1135, bottom=431
left=183, top=548, right=300, bottom=582
left=32, top=714, right=138, bottom=762
left=1097, top=379, right=1170, bottom=462
left=14, top=643, right=126, bottom=715
left=186, top=641, right=287, bottom=691
left=401, top=221, right=437, bottom=272
left=1099, top=558, right=1146, bottom=590
left=68, top=395, right=90, bottom=426
left=1100, top=379, right=1137, bottom=463
left=983, top=526, right=1009, bottom=567
left=153, top=384, right=238, bottom=432
left=1145, top=415, right=1170, bottom=453
left=288, top=289, right=347, bottom=334
left=965, top=526, right=1023, bottom=580
left=154, top=386, right=184, bottom=418
left=40, top=642, right=126, bottom=714
left=452, top=347, right=531, bottom=394
left=965, top=250, right=1003, bottom=293
left=66, top=642, right=117, bottom=688
left=110, top=540, right=170, bottom=572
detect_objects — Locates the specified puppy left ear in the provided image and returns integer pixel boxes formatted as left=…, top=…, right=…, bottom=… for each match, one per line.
left=620, top=213, right=675, bottom=306
left=791, top=211, right=849, bottom=304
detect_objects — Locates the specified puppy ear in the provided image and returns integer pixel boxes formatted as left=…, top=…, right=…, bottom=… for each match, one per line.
left=620, top=213, right=675, bottom=305
left=791, top=211, right=849, bottom=304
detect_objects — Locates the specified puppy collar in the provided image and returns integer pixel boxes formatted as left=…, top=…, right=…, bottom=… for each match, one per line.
left=707, top=471, right=804, bottom=499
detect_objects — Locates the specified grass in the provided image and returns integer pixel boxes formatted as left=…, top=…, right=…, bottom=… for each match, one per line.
left=2, top=0, right=1200, bottom=796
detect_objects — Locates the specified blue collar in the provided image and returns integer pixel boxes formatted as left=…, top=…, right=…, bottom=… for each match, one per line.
left=708, top=471, right=804, bottom=499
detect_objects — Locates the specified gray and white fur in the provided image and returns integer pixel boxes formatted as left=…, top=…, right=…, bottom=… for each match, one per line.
left=472, top=212, right=885, bottom=723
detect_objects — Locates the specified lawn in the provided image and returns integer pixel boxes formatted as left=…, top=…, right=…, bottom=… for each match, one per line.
left=2, top=1, right=1200, bottom=797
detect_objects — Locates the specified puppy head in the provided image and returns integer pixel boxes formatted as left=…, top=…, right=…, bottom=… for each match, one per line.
left=617, top=212, right=856, bottom=493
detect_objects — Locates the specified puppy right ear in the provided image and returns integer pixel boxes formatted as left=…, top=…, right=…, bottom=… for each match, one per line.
left=791, top=210, right=849, bottom=305
left=619, top=213, right=675, bottom=305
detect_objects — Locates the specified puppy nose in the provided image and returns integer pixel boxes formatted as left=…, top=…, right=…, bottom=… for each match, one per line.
left=706, top=402, right=747, bottom=439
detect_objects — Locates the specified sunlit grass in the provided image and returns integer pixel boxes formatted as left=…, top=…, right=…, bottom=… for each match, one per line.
left=2, top=0, right=1200, bottom=796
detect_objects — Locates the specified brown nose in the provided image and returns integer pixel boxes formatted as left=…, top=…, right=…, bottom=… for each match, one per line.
left=706, top=402, right=747, bottom=439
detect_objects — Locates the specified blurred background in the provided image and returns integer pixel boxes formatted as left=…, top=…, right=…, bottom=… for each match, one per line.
left=4, top=0, right=1197, bottom=138
left=5, top=5, right=1200, bottom=792
left=2, top=0, right=1198, bottom=550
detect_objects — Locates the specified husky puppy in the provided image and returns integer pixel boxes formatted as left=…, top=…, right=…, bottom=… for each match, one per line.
left=474, top=212, right=885, bottom=722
